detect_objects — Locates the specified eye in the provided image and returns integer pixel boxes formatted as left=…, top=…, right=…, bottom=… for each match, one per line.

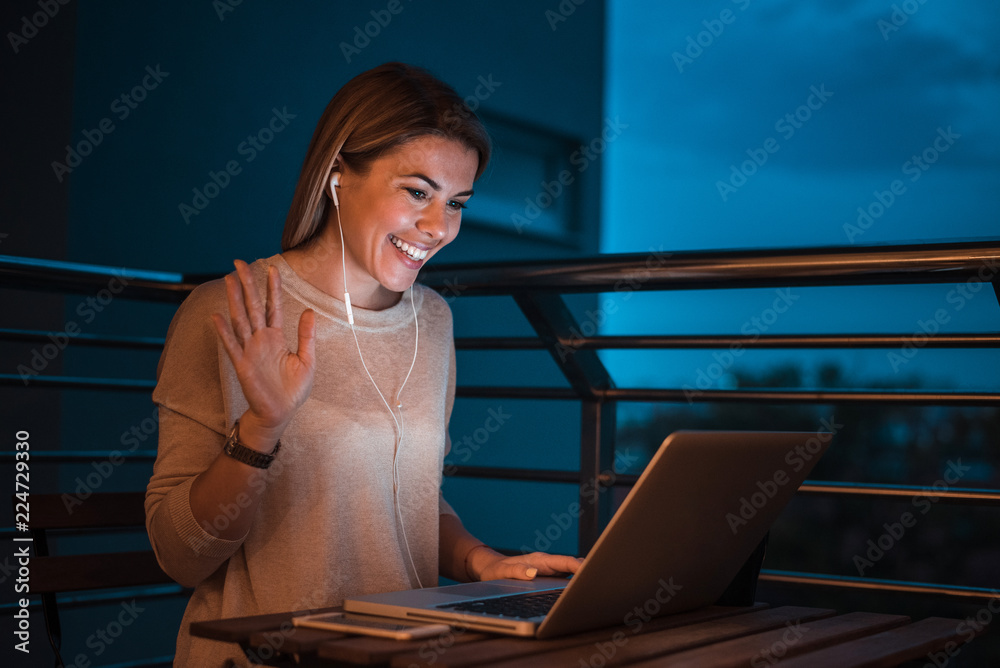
left=406, top=188, right=428, bottom=201
left=448, top=200, right=467, bottom=211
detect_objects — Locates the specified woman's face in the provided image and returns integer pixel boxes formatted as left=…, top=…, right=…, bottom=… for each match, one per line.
left=334, top=135, right=478, bottom=298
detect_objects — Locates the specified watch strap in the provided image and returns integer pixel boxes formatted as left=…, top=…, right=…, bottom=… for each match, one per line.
left=223, top=421, right=280, bottom=469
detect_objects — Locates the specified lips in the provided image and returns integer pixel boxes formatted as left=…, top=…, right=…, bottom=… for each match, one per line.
left=389, top=234, right=428, bottom=261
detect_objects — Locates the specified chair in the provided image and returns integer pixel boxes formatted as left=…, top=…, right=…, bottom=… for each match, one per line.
left=17, top=491, right=180, bottom=667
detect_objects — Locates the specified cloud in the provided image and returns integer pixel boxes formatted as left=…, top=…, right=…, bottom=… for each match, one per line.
left=610, top=0, right=1000, bottom=171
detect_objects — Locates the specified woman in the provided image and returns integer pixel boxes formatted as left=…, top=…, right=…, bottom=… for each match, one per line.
left=145, top=62, right=581, bottom=666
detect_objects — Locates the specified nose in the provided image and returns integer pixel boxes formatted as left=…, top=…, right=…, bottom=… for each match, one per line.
left=415, top=203, right=452, bottom=242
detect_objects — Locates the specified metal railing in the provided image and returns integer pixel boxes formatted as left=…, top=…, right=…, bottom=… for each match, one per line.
left=2, top=239, right=999, bottom=605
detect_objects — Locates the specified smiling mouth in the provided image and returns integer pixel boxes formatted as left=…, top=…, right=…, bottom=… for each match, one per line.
left=389, top=234, right=429, bottom=261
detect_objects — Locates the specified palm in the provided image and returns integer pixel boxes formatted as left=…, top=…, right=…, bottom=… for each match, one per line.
left=232, top=326, right=314, bottom=425
left=213, top=260, right=317, bottom=431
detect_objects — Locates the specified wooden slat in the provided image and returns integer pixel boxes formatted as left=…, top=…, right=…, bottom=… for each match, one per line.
left=630, top=612, right=910, bottom=668
left=32, top=551, right=173, bottom=593
left=482, top=607, right=836, bottom=668
left=190, top=606, right=342, bottom=643
left=249, top=626, right=348, bottom=655
left=317, top=629, right=491, bottom=666
left=387, top=604, right=767, bottom=668
left=774, top=617, right=970, bottom=668
left=26, top=492, right=148, bottom=529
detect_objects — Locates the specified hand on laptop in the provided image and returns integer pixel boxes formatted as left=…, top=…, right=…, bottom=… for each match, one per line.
left=471, top=548, right=584, bottom=582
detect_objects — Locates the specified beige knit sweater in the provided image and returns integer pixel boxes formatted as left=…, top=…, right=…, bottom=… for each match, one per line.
left=145, top=254, right=457, bottom=667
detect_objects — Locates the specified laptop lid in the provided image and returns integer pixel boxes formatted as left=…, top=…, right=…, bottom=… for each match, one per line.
left=344, top=430, right=831, bottom=637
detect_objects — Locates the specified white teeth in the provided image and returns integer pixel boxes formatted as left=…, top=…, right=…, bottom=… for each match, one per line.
left=390, top=235, right=428, bottom=261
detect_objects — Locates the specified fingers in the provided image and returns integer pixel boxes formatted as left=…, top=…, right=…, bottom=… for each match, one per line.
left=266, top=265, right=282, bottom=328
left=234, top=259, right=266, bottom=332
left=211, top=312, right=244, bottom=366
left=224, top=273, right=252, bottom=344
left=483, top=553, right=584, bottom=581
left=532, top=554, right=585, bottom=575
left=509, top=553, right=584, bottom=579
left=225, top=260, right=274, bottom=344
left=488, top=561, right=539, bottom=581
left=297, top=309, right=316, bottom=368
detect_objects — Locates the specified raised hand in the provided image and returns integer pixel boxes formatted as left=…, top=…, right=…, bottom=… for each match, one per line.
left=211, top=260, right=316, bottom=441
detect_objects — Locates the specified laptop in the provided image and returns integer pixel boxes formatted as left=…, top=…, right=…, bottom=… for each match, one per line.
left=344, top=430, right=831, bottom=638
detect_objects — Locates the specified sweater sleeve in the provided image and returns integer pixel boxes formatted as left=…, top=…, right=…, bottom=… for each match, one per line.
left=144, top=279, right=248, bottom=588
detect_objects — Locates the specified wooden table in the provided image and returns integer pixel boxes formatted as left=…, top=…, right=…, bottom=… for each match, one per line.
left=191, top=603, right=972, bottom=667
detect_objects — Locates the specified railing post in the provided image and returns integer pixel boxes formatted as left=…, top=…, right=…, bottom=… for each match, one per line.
left=578, top=398, right=616, bottom=556
left=510, top=291, right=618, bottom=556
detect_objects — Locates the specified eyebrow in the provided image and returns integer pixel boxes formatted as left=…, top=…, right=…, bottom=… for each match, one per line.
left=403, top=173, right=474, bottom=198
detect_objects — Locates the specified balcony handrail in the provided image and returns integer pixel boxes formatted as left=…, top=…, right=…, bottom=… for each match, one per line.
left=420, top=240, right=1000, bottom=294
left=0, top=253, right=197, bottom=302
left=3, top=239, right=999, bottom=300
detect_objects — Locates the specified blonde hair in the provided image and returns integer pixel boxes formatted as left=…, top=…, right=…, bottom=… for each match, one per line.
left=281, top=62, right=492, bottom=251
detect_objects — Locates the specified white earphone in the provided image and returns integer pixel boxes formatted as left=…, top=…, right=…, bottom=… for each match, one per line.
left=329, top=172, right=354, bottom=323
left=331, top=169, right=423, bottom=588
left=328, top=171, right=341, bottom=207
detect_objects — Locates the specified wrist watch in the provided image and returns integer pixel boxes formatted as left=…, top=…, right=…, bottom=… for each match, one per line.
left=223, top=420, right=281, bottom=469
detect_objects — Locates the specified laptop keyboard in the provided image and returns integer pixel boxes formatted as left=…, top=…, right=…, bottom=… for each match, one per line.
left=437, top=589, right=563, bottom=619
